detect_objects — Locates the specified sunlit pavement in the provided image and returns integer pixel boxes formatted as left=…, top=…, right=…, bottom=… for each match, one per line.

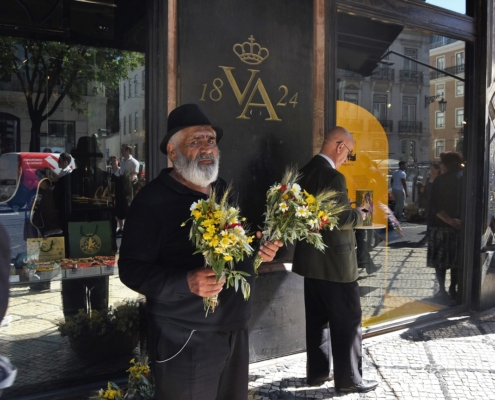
left=0, top=215, right=480, bottom=399
left=248, top=307, right=495, bottom=399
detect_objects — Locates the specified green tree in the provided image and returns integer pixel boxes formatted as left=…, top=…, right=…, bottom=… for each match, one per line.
left=0, top=37, right=143, bottom=151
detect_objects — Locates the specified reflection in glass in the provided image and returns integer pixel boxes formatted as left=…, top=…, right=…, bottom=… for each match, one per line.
left=0, top=33, right=146, bottom=395
left=336, top=13, right=466, bottom=326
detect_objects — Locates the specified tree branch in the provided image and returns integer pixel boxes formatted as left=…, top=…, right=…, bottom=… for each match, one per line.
left=43, top=67, right=77, bottom=121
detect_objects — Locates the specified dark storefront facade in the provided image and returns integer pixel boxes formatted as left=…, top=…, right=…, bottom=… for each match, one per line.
left=0, top=0, right=494, bottom=396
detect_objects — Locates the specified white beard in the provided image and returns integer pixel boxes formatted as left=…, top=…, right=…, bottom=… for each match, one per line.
left=174, top=151, right=220, bottom=187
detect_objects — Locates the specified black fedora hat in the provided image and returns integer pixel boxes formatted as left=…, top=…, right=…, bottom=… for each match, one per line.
left=160, top=104, right=223, bottom=154
left=71, top=136, right=104, bottom=159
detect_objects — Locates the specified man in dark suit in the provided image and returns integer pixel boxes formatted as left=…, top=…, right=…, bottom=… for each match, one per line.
left=293, top=126, right=378, bottom=393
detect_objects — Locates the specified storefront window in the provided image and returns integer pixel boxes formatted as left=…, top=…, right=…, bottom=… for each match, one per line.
left=0, top=18, right=146, bottom=393
left=336, top=12, right=466, bottom=326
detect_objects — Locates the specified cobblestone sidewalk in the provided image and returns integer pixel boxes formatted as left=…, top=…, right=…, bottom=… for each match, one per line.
left=248, top=308, right=495, bottom=399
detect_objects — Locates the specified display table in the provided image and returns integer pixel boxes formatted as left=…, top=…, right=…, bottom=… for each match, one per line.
left=9, top=258, right=116, bottom=285
left=355, top=223, right=386, bottom=230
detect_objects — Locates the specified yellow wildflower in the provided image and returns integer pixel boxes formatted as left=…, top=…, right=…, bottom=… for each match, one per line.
left=279, top=202, right=289, bottom=212
left=210, top=236, right=219, bottom=247
left=203, top=232, right=213, bottom=241
left=221, top=237, right=230, bottom=246
left=190, top=201, right=201, bottom=211
left=213, top=210, right=224, bottom=220
left=305, top=194, right=315, bottom=204
left=202, top=219, right=215, bottom=226
left=247, top=235, right=254, bottom=243
left=192, top=210, right=202, bottom=220
left=223, top=255, right=233, bottom=261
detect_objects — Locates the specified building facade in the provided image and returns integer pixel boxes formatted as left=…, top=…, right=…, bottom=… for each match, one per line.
left=429, top=39, right=466, bottom=159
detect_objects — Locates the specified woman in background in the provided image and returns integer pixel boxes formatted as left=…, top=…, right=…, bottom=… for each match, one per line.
left=419, top=162, right=441, bottom=244
left=427, top=152, right=462, bottom=304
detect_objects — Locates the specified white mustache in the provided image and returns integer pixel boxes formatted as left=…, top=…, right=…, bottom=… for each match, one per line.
left=197, top=153, right=215, bottom=161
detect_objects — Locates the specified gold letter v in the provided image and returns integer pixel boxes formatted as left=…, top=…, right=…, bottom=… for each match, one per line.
left=219, top=66, right=259, bottom=105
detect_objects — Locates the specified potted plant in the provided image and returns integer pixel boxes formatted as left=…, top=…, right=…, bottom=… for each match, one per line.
left=96, top=358, right=155, bottom=400
left=57, top=299, right=143, bottom=359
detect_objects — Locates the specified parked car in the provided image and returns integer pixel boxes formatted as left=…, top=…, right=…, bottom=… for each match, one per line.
left=0, top=153, right=75, bottom=211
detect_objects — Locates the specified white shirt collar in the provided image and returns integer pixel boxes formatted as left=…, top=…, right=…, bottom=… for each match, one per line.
left=317, top=153, right=336, bottom=169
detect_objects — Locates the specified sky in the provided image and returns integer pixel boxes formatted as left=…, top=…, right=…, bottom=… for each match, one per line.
left=426, top=0, right=465, bottom=14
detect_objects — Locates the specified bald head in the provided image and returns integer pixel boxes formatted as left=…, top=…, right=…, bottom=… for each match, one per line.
left=323, top=126, right=353, bottom=144
left=321, top=126, right=355, bottom=169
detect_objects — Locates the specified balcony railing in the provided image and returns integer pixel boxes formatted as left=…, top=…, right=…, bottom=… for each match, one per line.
left=399, top=70, right=423, bottom=84
left=378, top=119, right=393, bottom=132
left=337, top=69, right=364, bottom=79
left=429, top=37, right=458, bottom=49
left=430, top=64, right=465, bottom=80
left=399, top=121, right=422, bottom=133
left=370, top=67, right=395, bottom=81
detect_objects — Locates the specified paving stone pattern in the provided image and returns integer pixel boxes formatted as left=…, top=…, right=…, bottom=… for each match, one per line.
left=0, top=219, right=487, bottom=399
left=248, top=308, right=495, bottom=399
left=0, top=276, right=142, bottom=399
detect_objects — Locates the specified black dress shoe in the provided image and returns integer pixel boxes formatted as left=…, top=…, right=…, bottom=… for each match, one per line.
left=336, top=379, right=378, bottom=393
left=306, top=374, right=334, bottom=386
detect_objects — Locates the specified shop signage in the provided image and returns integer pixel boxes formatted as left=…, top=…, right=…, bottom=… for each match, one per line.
left=198, top=36, right=299, bottom=122
left=179, top=0, right=313, bottom=229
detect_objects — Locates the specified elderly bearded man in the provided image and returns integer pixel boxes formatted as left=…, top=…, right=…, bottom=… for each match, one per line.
left=119, top=104, right=282, bottom=400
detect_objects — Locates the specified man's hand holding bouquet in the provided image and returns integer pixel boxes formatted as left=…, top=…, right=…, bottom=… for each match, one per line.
left=253, top=166, right=345, bottom=272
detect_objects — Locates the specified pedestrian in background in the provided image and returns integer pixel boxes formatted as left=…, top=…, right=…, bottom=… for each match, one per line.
left=109, top=156, right=125, bottom=235
left=419, top=162, right=441, bottom=245
left=427, top=152, right=462, bottom=304
left=116, top=144, right=139, bottom=234
left=57, top=153, right=73, bottom=178
left=391, top=161, right=408, bottom=222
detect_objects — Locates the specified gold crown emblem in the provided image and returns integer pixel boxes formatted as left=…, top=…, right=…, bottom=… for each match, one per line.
left=233, top=35, right=269, bottom=65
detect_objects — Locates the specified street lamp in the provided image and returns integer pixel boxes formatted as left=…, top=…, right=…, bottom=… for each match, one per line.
left=457, top=127, right=464, bottom=152
left=424, top=94, right=447, bottom=111
left=438, top=98, right=447, bottom=112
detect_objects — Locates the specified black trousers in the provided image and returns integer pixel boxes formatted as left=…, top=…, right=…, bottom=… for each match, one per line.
left=61, top=276, right=109, bottom=318
left=147, top=315, right=249, bottom=400
left=304, top=277, right=363, bottom=388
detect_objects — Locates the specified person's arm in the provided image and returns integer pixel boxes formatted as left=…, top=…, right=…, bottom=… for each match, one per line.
left=131, top=159, right=139, bottom=181
left=119, top=192, right=282, bottom=301
left=436, top=210, right=461, bottom=229
left=401, top=177, right=408, bottom=197
left=433, top=175, right=461, bottom=230
left=118, top=197, right=193, bottom=302
left=326, top=174, right=364, bottom=230
left=187, top=234, right=281, bottom=296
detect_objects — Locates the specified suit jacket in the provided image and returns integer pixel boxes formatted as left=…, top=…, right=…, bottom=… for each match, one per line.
left=292, top=155, right=363, bottom=282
